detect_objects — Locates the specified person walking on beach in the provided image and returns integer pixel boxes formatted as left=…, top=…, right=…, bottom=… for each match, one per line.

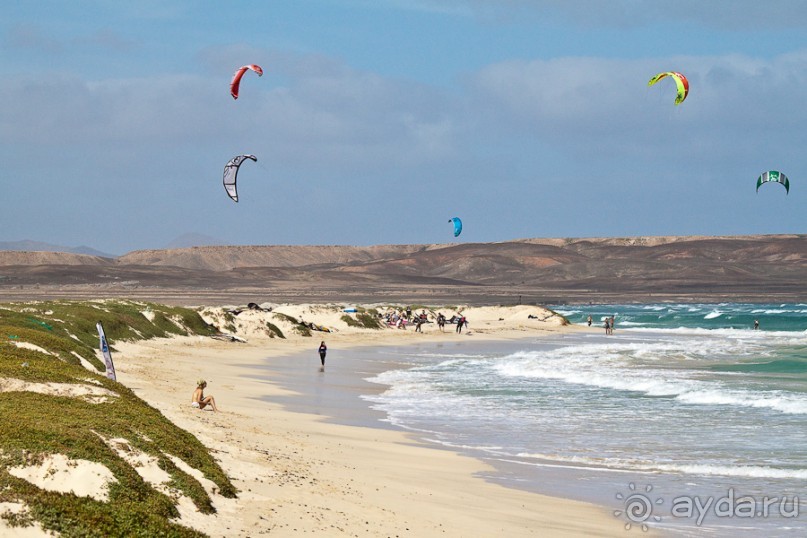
left=610, top=315, right=616, bottom=333
left=318, top=341, right=327, bottom=369
left=587, top=315, right=592, bottom=327
left=604, top=318, right=611, bottom=335
left=437, top=313, right=446, bottom=332
left=192, top=380, right=218, bottom=411
left=456, top=315, right=466, bottom=334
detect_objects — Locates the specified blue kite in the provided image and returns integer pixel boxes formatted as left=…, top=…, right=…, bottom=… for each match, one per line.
left=448, top=217, right=462, bottom=237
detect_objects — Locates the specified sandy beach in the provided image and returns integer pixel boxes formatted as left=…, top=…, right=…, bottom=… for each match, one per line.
left=97, top=304, right=632, bottom=537
left=4, top=0, right=803, bottom=534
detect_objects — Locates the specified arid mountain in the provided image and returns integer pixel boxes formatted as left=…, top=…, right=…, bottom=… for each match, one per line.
left=0, top=251, right=112, bottom=266
left=117, top=244, right=452, bottom=272
left=0, top=240, right=114, bottom=258
left=0, top=235, right=804, bottom=305
left=162, top=233, right=227, bottom=250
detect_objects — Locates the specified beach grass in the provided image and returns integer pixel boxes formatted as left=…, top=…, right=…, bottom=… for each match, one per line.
left=340, top=312, right=383, bottom=329
left=264, top=321, right=285, bottom=338
left=0, top=300, right=235, bottom=537
left=272, top=312, right=312, bottom=336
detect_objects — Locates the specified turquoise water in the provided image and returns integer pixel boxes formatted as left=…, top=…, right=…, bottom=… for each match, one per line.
left=362, top=304, right=807, bottom=536
left=561, top=302, right=807, bottom=332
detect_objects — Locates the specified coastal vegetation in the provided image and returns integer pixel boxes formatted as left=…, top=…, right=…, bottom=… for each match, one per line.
left=340, top=312, right=383, bottom=329
left=0, top=300, right=235, bottom=537
left=272, top=312, right=312, bottom=336
left=264, top=321, right=285, bottom=338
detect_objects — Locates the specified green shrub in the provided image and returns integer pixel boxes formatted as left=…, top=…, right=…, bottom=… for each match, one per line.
left=356, top=312, right=382, bottom=329
left=0, top=299, right=236, bottom=536
left=340, top=315, right=361, bottom=328
left=293, top=324, right=312, bottom=337
left=265, top=322, right=284, bottom=339
left=272, top=313, right=312, bottom=336
left=340, top=313, right=382, bottom=330
left=272, top=312, right=297, bottom=324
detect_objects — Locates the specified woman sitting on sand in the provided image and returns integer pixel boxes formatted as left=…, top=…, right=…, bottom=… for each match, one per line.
left=192, top=379, right=218, bottom=412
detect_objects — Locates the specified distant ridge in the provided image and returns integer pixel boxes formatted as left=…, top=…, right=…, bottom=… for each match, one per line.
left=0, top=240, right=115, bottom=259
left=116, top=234, right=806, bottom=272
left=1, top=234, right=805, bottom=304
left=163, top=233, right=227, bottom=250
left=0, top=250, right=111, bottom=266
left=117, top=244, right=451, bottom=272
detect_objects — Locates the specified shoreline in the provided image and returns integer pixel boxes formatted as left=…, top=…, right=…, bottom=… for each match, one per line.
left=112, top=317, right=639, bottom=537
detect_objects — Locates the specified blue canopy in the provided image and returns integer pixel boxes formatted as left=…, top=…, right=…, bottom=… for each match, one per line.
left=448, top=217, right=462, bottom=237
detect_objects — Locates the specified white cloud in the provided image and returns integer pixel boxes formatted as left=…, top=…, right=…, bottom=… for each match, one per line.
left=467, top=50, right=807, bottom=161
left=4, top=43, right=807, bottom=250
left=0, top=50, right=458, bottom=175
left=462, top=0, right=807, bottom=29
left=5, top=46, right=807, bottom=172
left=323, top=0, right=473, bottom=17
left=3, top=24, right=136, bottom=54
left=4, top=24, right=63, bottom=53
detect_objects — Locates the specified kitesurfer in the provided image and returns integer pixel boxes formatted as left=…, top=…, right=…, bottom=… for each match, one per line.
left=456, top=315, right=466, bottom=334
left=437, top=313, right=446, bottom=332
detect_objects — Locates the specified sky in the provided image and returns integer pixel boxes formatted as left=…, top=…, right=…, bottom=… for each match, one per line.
left=2, top=0, right=807, bottom=254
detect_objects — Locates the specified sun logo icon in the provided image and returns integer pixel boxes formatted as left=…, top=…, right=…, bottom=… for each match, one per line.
left=614, top=483, right=663, bottom=531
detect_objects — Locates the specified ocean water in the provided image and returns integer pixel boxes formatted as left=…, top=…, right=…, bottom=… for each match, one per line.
left=361, top=304, right=807, bottom=536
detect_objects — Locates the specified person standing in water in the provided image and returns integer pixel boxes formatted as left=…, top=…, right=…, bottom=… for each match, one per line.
left=318, top=341, right=327, bottom=369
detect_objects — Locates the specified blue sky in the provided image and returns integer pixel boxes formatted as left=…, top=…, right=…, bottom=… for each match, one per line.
left=2, top=1, right=806, bottom=254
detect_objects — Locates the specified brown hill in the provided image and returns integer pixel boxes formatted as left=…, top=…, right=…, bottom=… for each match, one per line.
left=0, top=235, right=805, bottom=304
left=117, top=244, right=451, bottom=272
left=0, top=251, right=112, bottom=266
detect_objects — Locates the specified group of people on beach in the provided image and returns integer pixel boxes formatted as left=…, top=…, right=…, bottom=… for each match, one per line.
left=383, top=309, right=410, bottom=329
left=604, top=315, right=616, bottom=335
left=586, top=314, right=617, bottom=334
left=192, top=308, right=476, bottom=412
left=381, top=308, right=468, bottom=334
left=432, top=311, right=466, bottom=332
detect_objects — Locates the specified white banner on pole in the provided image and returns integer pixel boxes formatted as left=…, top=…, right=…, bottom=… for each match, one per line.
left=96, top=322, right=116, bottom=381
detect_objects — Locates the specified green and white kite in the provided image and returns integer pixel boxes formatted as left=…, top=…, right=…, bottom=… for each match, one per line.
left=756, top=171, right=790, bottom=195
